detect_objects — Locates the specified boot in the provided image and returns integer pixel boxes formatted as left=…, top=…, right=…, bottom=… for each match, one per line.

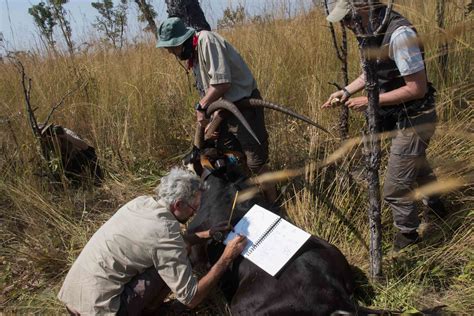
left=423, top=197, right=448, bottom=218
left=393, top=231, right=420, bottom=252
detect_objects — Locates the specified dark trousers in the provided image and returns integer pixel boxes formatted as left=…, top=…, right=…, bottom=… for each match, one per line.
left=218, top=89, right=270, bottom=173
left=117, top=267, right=171, bottom=316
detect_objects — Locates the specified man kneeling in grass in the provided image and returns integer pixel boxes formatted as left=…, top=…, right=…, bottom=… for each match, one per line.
left=58, top=167, right=246, bottom=315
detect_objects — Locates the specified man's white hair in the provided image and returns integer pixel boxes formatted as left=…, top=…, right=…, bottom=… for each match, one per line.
left=155, top=167, right=202, bottom=206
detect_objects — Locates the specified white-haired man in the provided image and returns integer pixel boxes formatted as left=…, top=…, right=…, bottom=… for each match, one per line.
left=58, top=167, right=246, bottom=315
left=322, top=0, right=446, bottom=251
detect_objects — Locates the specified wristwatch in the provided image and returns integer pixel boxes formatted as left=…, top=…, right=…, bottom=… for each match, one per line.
left=195, top=102, right=206, bottom=112
left=342, top=87, right=351, bottom=98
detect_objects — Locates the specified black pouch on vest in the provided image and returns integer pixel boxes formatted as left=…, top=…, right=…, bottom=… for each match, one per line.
left=397, top=84, right=436, bottom=130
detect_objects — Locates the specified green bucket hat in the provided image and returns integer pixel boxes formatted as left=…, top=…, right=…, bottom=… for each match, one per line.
left=156, top=17, right=195, bottom=48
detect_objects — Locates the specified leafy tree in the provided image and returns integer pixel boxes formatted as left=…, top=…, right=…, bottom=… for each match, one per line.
left=133, top=0, right=158, bottom=39
left=28, top=1, right=73, bottom=54
left=28, top=2, right=57, bottom=49
left=91, top=0, right=128, bottom=49
left=49, top=0, right=74, bottom=54
left=217, top=4, right=246, bottom=29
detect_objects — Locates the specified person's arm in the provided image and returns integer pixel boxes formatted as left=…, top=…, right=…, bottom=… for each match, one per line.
left=196, top=83, right=231, bottom=127
left=380, top=70, right=427, bottom=105
left=195, top=33, right=233, bottom=126
left=199, top=83, right=231, bottom=109
left=345, top=73, right=366, bottom=96
left=322, top=73, right=366, bottom=108
left=153, top=221, right=242, bottom=309
left=345, top=26, right=428, bottom=111
left=344, top=71, right=428, bottom=111
left=186, top=235, right=246, bottom=309
left=183, top=222, right=232, bottom=246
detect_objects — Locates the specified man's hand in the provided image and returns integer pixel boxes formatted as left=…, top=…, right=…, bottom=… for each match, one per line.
left=345, top=96, right=368, bottom=112
left=221, top=235, right=247, bottom=262
left=209, top=221, right=233, bottom=242
left=322, top=90, right=349, bottom=109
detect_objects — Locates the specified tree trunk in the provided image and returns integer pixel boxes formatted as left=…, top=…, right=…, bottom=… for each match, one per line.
left=51, top=4, right=74, bottom=55
left=338, top=25, right=349, bottom=139
left=361, top=50, right=383, bottom=279
left=436, top=0, right=448, bottom=82
left=134, top=0, right=158, bottom=39
left=352, top=0, right=390, bottom=280
left=165, top=0, right=211, bottom=31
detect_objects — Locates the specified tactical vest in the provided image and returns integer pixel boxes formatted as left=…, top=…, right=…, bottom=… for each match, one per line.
left=364, top=8, right=436, bottom=131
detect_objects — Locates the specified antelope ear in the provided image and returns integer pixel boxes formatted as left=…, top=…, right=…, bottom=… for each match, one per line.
left=183, top=146, right=203, bottom=176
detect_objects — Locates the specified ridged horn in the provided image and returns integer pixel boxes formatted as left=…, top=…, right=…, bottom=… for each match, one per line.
left=240, top=98, right=330, bottom=134
left=193, top=123, right=205, bottom=149
left=205, top=99, right=261, bottom=145
left=204, top=111, right=226, bottom=141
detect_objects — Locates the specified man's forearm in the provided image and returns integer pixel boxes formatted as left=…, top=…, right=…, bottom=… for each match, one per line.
left=199, top=83, right=231, bottom=108
left=379, top=85, right=426, bottom=107
left=379, top=71, right=428, bottom=106
left=345, top=74, right=366, bottom=95
left=186, top=257, right=231, bottom=308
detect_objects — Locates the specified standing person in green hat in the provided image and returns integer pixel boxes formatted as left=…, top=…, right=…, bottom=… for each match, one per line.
left=156, top=17, right=277, bottom=204
left=321, top=0, right=447, bottom=252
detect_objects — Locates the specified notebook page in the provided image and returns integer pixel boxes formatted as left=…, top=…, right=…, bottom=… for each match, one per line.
left=247, top=219, right=311, bottom=276
left=224, top=204, right=280, bottom=256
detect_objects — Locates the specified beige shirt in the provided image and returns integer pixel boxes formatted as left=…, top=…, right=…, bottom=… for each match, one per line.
left=57, top=196, right=198, bottom=315
left=193, top=30, right=257, bottom=102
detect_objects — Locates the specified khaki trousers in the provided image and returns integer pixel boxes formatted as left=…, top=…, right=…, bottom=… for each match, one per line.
left=383, top=109, right=437, bottom=234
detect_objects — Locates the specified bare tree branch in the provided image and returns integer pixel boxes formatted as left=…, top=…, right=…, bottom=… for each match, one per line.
left=43, top=80, right=87, bottom=126
left=324, top=0, right=350, bottom=139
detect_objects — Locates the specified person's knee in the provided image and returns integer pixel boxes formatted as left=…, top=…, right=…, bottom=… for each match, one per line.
left=383, top=181, right=410, bottom=201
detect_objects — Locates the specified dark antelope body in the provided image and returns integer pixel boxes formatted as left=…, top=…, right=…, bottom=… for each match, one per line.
left=187, top=158, right=363, bottom=315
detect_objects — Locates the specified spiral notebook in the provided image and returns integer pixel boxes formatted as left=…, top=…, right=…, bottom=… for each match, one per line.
left=224, top=204, right=311, bottom=276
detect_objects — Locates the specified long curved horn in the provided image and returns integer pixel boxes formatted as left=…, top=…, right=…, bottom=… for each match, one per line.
left=203, top=111, right=226, bottom=141
left=205, top=99, right=261, bottom=145
left=240, top=98, right=330, bottom=134
left=193, top=123, right=205, bottom=149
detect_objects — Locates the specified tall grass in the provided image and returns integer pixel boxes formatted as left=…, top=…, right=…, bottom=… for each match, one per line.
left=1, top=0, right=472, bottom=313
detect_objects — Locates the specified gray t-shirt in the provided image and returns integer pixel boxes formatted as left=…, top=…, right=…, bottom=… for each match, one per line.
left=389, top=26, right=425, bottom=76
left=193, top=30, right=257, bottom=102
left=57, top=196, right=197, bottom=314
